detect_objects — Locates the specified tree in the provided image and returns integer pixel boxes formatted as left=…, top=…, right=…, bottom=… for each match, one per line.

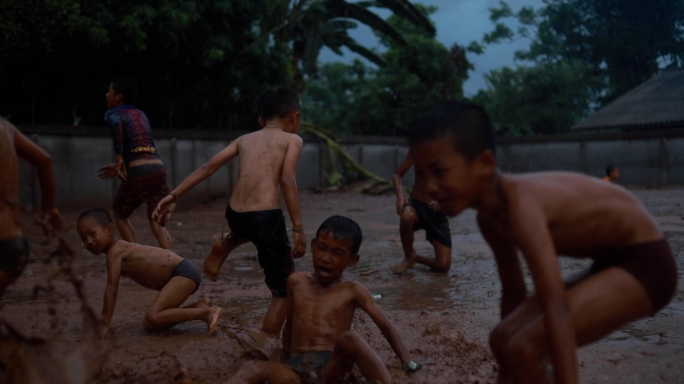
left=481, top=0, right=684, bottom=105
left=473, top=60, right=600, bottom=135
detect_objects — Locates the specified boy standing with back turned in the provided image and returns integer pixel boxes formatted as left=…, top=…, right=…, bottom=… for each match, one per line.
left=154, top=87, right=307, bottom=336
left=98, top=77, right=173, bottom=250
left=408, top=101, right=677, bottom=384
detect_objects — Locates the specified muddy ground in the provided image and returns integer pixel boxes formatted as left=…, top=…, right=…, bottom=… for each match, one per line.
left=2, top=188, right=683, bottom=384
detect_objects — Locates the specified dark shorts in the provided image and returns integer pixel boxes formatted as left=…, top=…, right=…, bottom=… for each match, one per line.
left=172, top=260, right=201, bottom=294
left=225, top=206, right=293, bottom=297
left=404, top=198, right=452, bottom=248
left=591, top=238, right=677, bottom=314
left=286, top=351, right=332, bottom=377
left=0, top=237, right=29, bottom=281
left=113, top=163, right=170, bottom=221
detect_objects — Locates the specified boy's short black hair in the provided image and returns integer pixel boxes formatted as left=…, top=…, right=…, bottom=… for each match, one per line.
left=111, top=77, right=138, bottom=104
left=315, top=215, right=363, bottom=255
left=409, top=101, right=495, bottom=162
left=606, top=164, right=618, bottom=176
left=78, top=208, right=113, bottom=227
left=259, top=87, right=301, bottom=119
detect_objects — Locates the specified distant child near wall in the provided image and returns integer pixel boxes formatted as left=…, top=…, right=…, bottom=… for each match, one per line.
left=98, top=77, right=172, bottom=250
left=408, top=101, right=677, bottom=384
left=603, top=164, right=619, bottom=182
left=77, top=209, right=221, bottom=338
left=391, top=152, right=452, bottom=274
left=153, top=87, right=307, bottom=336
left=175, top=216, right=421, bottom=384
left=0, top=117, right=65, bottom=302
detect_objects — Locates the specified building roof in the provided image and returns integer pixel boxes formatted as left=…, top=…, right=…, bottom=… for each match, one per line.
left=573, top=68, right=684, bottom=130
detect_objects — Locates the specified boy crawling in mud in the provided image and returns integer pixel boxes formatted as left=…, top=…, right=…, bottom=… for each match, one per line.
left=408, top=101, right=677, bottom=384
left=0, top=117, right=65, bottom=302
left=153, top=87, right=306, bottom=336
left=76, top=209, right=222, bottom=339
left=174, top=216, right=421, bottom=384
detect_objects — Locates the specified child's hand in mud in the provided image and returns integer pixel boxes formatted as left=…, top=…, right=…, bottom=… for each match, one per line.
left=291, top=231, right=306, bottom=259
left=428, top=200, right=442, bottom=212
left=153, top=194, right=177, bottom=225
left=100, top=324, right=110, bottom=340
left=98, top=163, right=119, bottom=180
left=171, top=368, right=193, bottom=384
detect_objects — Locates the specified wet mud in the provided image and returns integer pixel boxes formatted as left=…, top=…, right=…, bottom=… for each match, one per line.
left=1, top=188, right=683, bottom=383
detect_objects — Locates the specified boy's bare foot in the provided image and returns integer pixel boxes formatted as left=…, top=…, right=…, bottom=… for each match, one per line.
left=172, top=368, right=193, bottom=384
left=204, top=239, right=230, bottom=281
left=207, top=307, right=222, bottom=336
left=392, top=258, right=416, bottom=274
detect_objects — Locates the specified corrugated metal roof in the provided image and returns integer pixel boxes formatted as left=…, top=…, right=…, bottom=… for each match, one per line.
left=573, top=68, right=684, bottom=130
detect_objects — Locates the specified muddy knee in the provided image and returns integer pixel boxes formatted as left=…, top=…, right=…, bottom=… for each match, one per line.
left=489, top=323, right=511, bottom=361
left=336, top=330, right=364, bottom=353
left=143, top=311, right=161, bottom=330
left=503, top=333, right=542, bottom=378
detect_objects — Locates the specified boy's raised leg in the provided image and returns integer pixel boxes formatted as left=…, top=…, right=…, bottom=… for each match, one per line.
left=150, top=219, right=173, bottom=250
left=143, top=276, right=222, bottom=335
left=262, top=293, right=288, bottom=336
left=490, top=267, right=653, bottom=384
left=392, top=206, right=420, bottom=274
left=321, top=330, right=392, bottom=384
left=226, top=361, right=299, bottom=384
left=204, top=234, right=248, bottom=281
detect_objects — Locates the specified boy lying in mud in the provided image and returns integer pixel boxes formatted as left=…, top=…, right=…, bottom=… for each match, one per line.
left=408, top=101, right=677, bottom=384
left=76, top=209, right=222, bottom=339
left=172, top=215, right=421, bottom=384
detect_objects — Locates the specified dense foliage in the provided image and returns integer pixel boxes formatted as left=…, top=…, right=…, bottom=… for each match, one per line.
left=0, top=0, right=439, bottom=131
left=472, top=0, right=684, bottom=135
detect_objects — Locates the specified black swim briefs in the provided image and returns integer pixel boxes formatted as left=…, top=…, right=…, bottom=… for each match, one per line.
left=286, top=351, right=333, bottom=376
left=591, top=238, right=677, bottom=314
left=0, top=237, right=29, bottom=281
left=403, top=198, right=452, bottom=248
left=172, top=259, right=201, bottom=294
left=225, top=206, right=294, bottom=297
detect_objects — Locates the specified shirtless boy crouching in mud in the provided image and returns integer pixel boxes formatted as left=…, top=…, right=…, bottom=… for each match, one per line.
left=76, top=209, right=221, bottom=338
left=154, top=87, right=306, bottom=336
left=409, top=101, right=678, bottom=384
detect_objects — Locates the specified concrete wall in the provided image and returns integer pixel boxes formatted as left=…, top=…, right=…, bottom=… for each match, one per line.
left=16, top=127, right=684, bottom=210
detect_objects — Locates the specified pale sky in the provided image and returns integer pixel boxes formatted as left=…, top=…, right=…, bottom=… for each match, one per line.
left=318, top=0, right=544, bottom=96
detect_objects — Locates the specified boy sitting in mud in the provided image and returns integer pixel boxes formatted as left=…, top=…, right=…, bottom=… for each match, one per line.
left=391, top=151, right=452, bottom=274
left=0, top=117, right=65, bottom=303
left=76, top=208, right=221, bottom=339
left=153, top=87, right=306, bottom=336
left=173, top=216, right=421, bottom=384
left=408, top=101, right=677, bottom=384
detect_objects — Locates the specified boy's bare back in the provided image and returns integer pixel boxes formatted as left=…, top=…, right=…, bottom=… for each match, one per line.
left=0, top=119, right=21, bottom=238
left=106, top=240, right=184, bottom=291
left=287, top=271, right=364, bottom=354
left=478, top=171, right=661, bottom=256
left=230, top=128, right=303, bottom=212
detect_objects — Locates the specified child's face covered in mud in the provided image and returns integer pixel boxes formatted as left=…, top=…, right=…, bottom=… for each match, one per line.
left=77, top=217, right=115, bottom=255
left=311, top=231, right=359, bottom=285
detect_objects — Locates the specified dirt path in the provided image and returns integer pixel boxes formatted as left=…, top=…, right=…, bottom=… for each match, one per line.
left=1, top=188, right=682, bottom=383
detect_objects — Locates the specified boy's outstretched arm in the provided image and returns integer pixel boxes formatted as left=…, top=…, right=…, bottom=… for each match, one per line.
left=393, top=154, right=413, bottom=216
left=280, top=137, right=306, bottom=258
left=355, top=283, right=412, bottom=367
left=509, top=198, right=577, bottom=384
left=153, top=140, right=239, bottom=225
left=477, top=213, right=526, bottom=318
left=101, top=253, right=123, bottom=339
left=13, top=128, right=65, bottom=234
